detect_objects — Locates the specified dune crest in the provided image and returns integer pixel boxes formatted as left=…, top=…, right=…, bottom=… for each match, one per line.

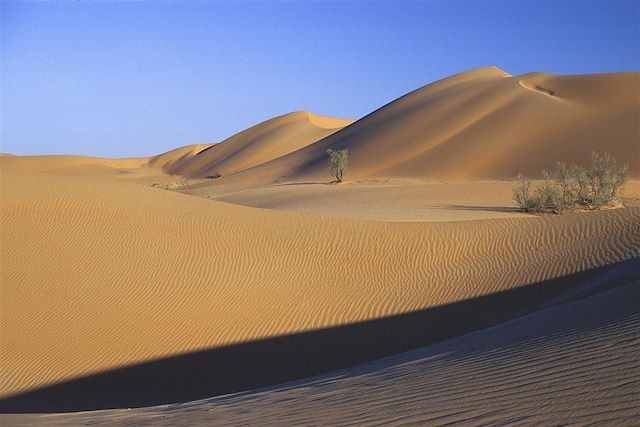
left=149, top=111, right=353, bottom=178
left=199, top=69, right=638, bottom=187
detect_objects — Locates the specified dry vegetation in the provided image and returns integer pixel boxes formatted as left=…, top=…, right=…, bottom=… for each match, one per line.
left=513, top=152, right=629, bottom=214
left=327, top=148, right=349, bottom=183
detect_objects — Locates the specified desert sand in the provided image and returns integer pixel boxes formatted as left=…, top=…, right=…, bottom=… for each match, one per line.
left=6, top=265, right=639, bottom=426
left=1, top=67, right=639, bottom=424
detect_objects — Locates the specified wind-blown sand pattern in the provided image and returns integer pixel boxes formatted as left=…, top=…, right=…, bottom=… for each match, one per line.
left=2, top=169, right=639, bottom=402
left=6, top=271, right=638, bottom=426
left=1, top=67, right=639, bottom=423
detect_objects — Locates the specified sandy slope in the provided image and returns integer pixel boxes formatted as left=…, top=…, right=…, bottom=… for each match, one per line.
left=0, top=111, right=352, bottom=185
left=205, top=178, right=640, bottom=222
left=0, top=155, right=147, bottom=176
left=1, top=67, right=639, bottom=419
left=1, top=167, right=639, bottom=405
left=194, top=67, right=638, bottom=189
left=149, top=111, right=352, bottom=178
left=7, top=271, right=638, bottom=426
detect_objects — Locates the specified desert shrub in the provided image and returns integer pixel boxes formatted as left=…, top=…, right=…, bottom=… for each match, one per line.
left=513, top=152, right=629, bottom=214
left=532, top=170, right=564, bottom=213
left=570, top=163, right=591, bottom=207
left=327, top=148, right=348, bottom=183
left=151, top=182, right=181, bottom=191
left=512, top=174, right=534, bottom=211
left=588, top=152, right=629, bottom=208
left=552, top=161, right=574, bottom=208
left=552, top=162, right=590, bottom=209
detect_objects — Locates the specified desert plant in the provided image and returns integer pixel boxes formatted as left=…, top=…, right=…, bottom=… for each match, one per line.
left=151, top=182, right=180, bottom=191
left=533, top=170, right=564, bottom=213
left=512, top=174, right=534, bottom=211
left=588, top=152, right=629, bottom=208
left=513, top=152, right=629, bottom=214
left=327, top=148, right=348, bottom=183
left=552, top=161, right=574, bottom=208
left=552, top=161, right=590, bottom=209
left=570, top=163, right=591, bottom=207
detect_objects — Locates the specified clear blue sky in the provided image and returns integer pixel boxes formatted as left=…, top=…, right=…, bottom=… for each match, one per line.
left=2, top=0, right=638, bottom=157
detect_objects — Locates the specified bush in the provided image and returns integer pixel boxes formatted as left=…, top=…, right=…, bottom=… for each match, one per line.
left=327, top=148, right=348, bottom=183
left=513, top=152, right=629, bottom=214
left=553, top=161, right=590, bottom=209
left=533, top=170, right=564, bottom=213
left=512, top=174, right=534, bottom=211
left=151, top=182, right=185, bottom=191
left=588, top=152, right=629, bottom=208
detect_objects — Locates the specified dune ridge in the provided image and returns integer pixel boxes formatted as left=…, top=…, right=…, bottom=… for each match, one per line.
left=197, top=68, right=638, bottom=188
left=0, top=111, right=352, bottom=183
left=3, top=69, right=637, bottom=187
left=149, top=111, right=352, bottom=178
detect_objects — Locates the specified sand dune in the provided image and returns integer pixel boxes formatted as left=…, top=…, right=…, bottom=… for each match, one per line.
left=195, top=67, right=638, bottom=188
left=1, top=167, right=639, bottom=407
left=7, top=270, right=637, bottom=425
left=1, top=67, right=639, bottom=420
left=149, top=111, right=352, bottom=178
left=0, top=155, right=148, bottom=176
left=0, top=111, right=351, bottom=185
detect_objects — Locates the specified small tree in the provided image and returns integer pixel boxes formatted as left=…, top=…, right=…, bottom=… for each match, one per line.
left=326, top=148, right=348, bottom=183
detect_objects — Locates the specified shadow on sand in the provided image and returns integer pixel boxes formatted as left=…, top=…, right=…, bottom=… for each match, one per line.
left=1, top=258, right=638, bottom=413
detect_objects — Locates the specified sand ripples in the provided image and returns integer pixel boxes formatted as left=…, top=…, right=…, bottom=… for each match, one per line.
left=2, top=170, right=639, bottom=399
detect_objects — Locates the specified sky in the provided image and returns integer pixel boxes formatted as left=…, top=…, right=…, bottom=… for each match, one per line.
left=1, top=0, right=639, bottom=157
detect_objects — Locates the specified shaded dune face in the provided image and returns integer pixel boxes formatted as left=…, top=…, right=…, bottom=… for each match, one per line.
left=214, top=67, right=639, bottom=184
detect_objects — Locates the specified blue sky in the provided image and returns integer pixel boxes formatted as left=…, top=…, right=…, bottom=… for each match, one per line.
left=2, top=0, right=638, bottom=157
